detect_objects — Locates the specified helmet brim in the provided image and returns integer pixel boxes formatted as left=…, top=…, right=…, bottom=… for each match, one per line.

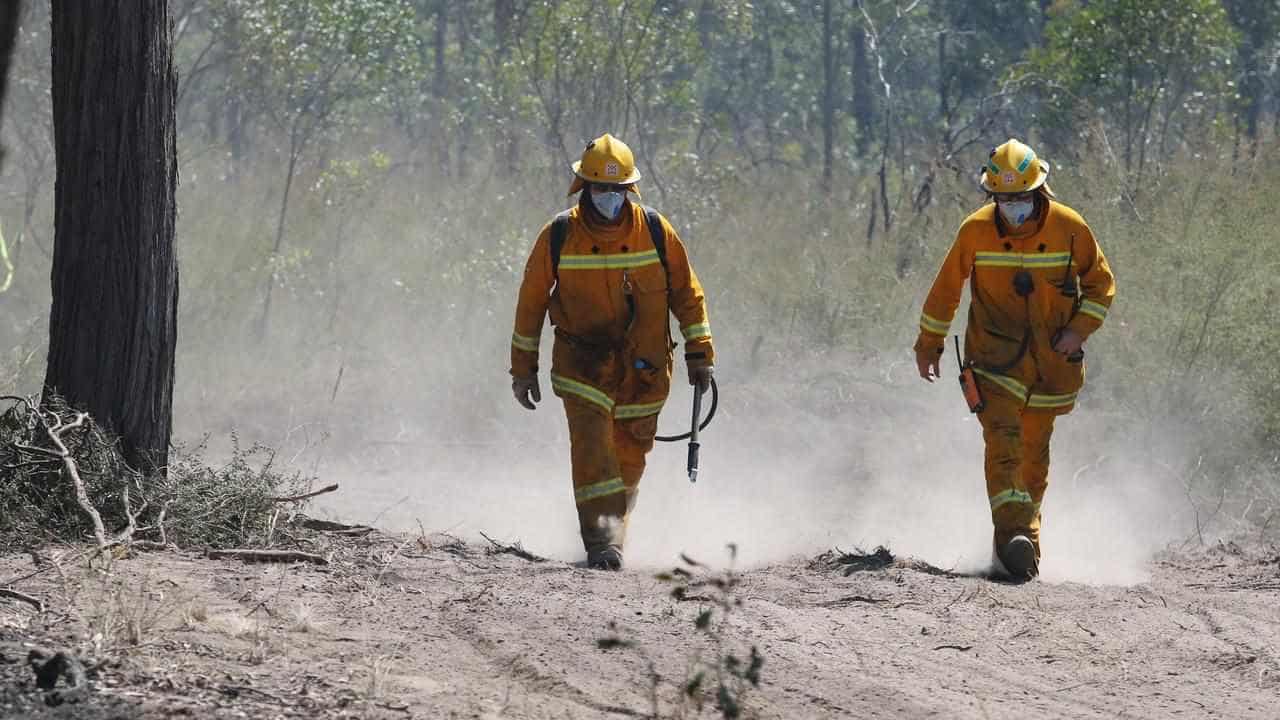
left=567, top=164, right=643, bottom=197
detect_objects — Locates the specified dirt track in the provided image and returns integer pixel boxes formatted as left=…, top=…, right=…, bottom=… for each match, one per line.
left=0, top=533, right=1276, bottom=719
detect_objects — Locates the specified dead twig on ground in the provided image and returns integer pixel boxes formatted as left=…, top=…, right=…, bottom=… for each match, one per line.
left=129, top=541, right=176, bottom=552
left=219, top=684, right=288, bottom=704
left=819, top=594, right=884, bottom=608
left=207, top=549, right=330, bottom=565
left=298, top=517, right=374, bottom=536
left=479, top=532, right=546, bottom=563
left=1075, top=621, right=1097, bottom=638
left=271, top=483, right=338, bottom=503
left=1056, top=681, right=1091, bottom=692
left=376, top=537, right=417, bottom=583
left=932, top=644, right=973, bottom=652
left=0, top=587, right=44, bottom=612
left=13, top=404, right=105, bottom=548
left=445, top=585, right=492, bottom=606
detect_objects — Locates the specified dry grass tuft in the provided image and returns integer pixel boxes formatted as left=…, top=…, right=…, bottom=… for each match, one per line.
left=288, top=600, right=322, bottom=634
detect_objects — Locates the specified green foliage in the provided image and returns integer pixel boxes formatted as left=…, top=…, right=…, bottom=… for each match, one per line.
left=511, top=0, right=707, bottom=157
left=598, top=546, right=764, bottom=719
left=1024, top=0, right=1237, bottom=173
left=212, top=0, right=424, bottom=137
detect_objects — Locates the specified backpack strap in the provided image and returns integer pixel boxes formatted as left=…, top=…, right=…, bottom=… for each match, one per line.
left=550, top=206, right=670, bottom=281
left=549, top=210, right=572, bottom=279
left=641, top=206, right=670, bottom=285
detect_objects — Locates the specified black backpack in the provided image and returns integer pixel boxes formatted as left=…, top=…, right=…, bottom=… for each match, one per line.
left=549, top=205, right=669, bottom=285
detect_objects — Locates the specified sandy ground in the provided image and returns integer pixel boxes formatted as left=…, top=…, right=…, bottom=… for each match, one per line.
left=0, top=529, right=1276, bottom=719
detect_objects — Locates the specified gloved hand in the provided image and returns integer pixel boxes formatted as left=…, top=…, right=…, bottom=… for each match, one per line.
left=512, top=375, right=541, bottom=410
left=916, top=347, right=942, bottom=383
left=689, top=365, right=714, bottom=393
left=1052, top=328, right=1084, bottom=356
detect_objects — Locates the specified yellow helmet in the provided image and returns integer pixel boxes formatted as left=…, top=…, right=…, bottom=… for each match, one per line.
left=567, top=133, right=642, bottom=195
left=979, top=138, right=1049, bottom=194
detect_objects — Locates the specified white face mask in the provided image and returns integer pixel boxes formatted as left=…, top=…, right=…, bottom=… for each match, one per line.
left=591, top=191, right=625, bottom=220
left=998, top=199, right=1035, bottom=226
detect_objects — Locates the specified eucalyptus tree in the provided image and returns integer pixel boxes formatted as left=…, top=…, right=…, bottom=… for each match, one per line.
left=208, top=0, right=423, bottom=336
left=510, top=0, right=705, bottom=190
left=1024, top=0, right=1237, bottom=182
left=1221, top=0, right=1280, bottom=147
left=44, top=0, right=178, bottom=474
left=0, top=0, right=20, bottom=169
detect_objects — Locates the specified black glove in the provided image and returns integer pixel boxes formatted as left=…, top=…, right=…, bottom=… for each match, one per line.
left=512, top=375, right=541, bottom=410
left=689, top=365, right=714, bottom=393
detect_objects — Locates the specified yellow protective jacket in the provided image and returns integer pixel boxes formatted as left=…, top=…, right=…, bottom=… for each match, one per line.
left=914, top=199, right=1116, bottom=413
left=511, top=200, right=714, bottom=420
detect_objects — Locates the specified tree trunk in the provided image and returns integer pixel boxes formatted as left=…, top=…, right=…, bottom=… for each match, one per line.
left=493, top=0, right=517, bottom=164
left=938, top=31, right=951, bottom=150
left=850, top=25, right=872, bottom=158
left=0, top=0, right=21, bottom=169
left=456, top=0, right=472, bottom=180
left=46, top=0, right=178, bottom=475
left=433, top=0, right=450, bottom=175
left=821, top=0, right=834, bottom=187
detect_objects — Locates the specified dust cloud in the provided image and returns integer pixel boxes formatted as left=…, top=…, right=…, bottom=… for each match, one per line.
left=299, top=329, right=1193, bottom=587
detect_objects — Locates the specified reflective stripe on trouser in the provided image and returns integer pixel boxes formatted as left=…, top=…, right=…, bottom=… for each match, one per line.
left=974, top=367, right=1079, bottom=416
left=977, top=388, right=1056, bottom=559
left=563, top=397, right=656, bottom=553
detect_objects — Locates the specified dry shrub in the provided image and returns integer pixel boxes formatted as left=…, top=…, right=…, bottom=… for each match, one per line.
left=0, top=395, right=310, bottom=549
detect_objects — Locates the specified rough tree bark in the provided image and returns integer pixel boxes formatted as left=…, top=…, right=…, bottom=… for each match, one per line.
left=0, top=0, right=21, bottom=169
left=45, top=1, right=179, bottom=474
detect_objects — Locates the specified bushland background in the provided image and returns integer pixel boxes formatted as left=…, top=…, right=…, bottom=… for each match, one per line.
left=2, top=0, right=1277, bottom=576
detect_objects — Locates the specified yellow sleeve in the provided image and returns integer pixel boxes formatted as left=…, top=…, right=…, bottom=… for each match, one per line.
left=662, top=217, right=715, bottom=368
left=1065, top=227, right=1115, bottom=339
left=510, top=223, right=555, bottom=379
left=913, top=228, right=973, bottom=356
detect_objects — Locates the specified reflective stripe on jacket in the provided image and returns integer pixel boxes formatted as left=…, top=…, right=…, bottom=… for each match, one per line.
left=510, top=199, right=714, bottom=415
left=914, top=201, right=1116, bottom=413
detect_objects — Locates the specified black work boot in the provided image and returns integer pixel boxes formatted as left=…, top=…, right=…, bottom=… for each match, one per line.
left=586, top=544, right=623, bottom=571
left=999, top=535, right=1039, bottom=582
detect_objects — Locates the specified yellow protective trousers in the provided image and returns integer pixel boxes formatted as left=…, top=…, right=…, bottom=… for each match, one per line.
left=563, top=397, right=657, bottom=553
left=976, top=382, right=1057, bottom=559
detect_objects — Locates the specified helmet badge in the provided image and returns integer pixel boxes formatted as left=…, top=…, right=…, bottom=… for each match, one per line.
left=605, top=162, right=619, bottom=177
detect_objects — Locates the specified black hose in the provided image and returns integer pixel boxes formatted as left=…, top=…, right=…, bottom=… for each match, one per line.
left=655, top=376, right=717, bottom=442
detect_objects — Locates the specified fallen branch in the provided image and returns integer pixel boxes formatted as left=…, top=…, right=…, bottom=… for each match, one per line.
left=207, top=549, right=330, bottom=565
left=819, top=594, right=884, bottom=608
left=298, top=517, right=374, bottom=536
left=479, top=532, right=546, bottom=563
left=932, top=644, right=973, bottom=652
left=129, top=541, right=177, bottom=552
left=219, top=684, right=287, bottom=704
left=0, top=588, right=44, bottom=612
left=271, top=483, right=338, bottom=503
left=12, top=406, right=106, bottom=548
left=112, top=484, right=142, bottom=545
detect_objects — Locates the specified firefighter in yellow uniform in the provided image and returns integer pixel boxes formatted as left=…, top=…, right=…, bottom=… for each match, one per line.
left=510, top=133, right=715, bottom=570
left=914, top=138, right=1115, bottom=581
